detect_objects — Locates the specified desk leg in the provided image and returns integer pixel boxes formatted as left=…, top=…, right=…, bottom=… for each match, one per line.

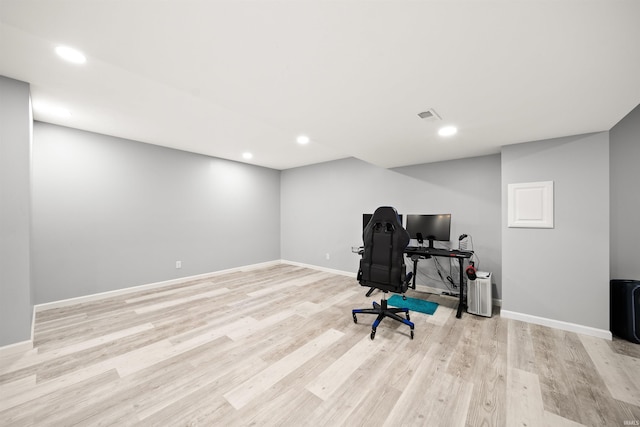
left=412, top=258, right=418, bottom=289
left=456, top=257, right=465, bottom=319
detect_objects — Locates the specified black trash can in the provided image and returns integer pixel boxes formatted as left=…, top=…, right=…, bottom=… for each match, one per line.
left=610, top=279, right=640, bottom=344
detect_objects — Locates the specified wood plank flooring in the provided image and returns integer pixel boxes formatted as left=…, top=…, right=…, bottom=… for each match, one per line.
left=1, top=264, right=639, bottom=426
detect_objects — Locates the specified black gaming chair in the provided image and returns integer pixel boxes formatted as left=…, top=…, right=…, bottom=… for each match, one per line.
left=352, top=206, right=415, bottom=340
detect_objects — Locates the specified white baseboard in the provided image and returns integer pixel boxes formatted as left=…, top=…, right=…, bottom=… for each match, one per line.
left=414, top=283, right=458, bottom=298
left=0, top=260, right=282, bottom=355
left=501, top=309, right=612, bottom=340
left=290, top=261, right=610, bottom=341
left=0, top=308, right=37, bottom=358
left=280, top=259, right=357, bottom=278
left=35, top=260, right=281, bottom=312
left=0, top=339, right=33, bottom=358
left=280, top=261, right=506, bottom=308
left=2, top=261, right=610, bottom=357
left=410, top=283, right=503, bottom=307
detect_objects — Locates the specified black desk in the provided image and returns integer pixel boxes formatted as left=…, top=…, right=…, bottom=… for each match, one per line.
left=354, top=245, right=474, bottom=319
left=404, top=246, right=473, bottom=319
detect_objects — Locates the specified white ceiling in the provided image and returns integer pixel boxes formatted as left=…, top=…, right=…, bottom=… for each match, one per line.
left=1, top=1, right=639, bottom=170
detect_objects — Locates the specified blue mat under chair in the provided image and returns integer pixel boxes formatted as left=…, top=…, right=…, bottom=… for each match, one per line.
left=387, top=295, right=438, bottom=315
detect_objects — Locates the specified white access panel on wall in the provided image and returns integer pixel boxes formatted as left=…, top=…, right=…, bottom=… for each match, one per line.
left=467, top=272, right=492, bottom=317
left=507, top=181, right=554, bottom=228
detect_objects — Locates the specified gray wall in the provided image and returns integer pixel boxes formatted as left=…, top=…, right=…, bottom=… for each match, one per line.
left=501, top=132, right=610, bottom=330
left=32, top=122, right=281, bottom=303
left=393, top=155, right=502, bottom=297
left=280, top=155, right=502, bottom=298
left=0, top=76, right=33, bottom=346
left=610, top=103, right=640, bottom=280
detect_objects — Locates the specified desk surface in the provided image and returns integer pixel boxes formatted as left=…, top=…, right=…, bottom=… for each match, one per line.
left=405, top=246, right=473, bottom=258
left=353, top=246, right=473, bottom=258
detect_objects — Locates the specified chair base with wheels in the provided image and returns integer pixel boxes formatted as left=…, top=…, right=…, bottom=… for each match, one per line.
left=352, top=291, right=415, bottom=340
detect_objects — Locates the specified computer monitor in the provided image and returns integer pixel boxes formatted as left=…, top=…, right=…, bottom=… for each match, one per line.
left=363, top=213, right=403, bottom=230
left=405, top=214, right=451, bottom=248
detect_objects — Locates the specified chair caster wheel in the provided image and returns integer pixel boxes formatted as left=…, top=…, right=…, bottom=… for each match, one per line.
left=352, top=313, right=357, bottom=324
left=370, top=329, right=376, bottom=340
left=406, top=313, right=411, bottom=321
left=410, top=330, right=414, bottom=340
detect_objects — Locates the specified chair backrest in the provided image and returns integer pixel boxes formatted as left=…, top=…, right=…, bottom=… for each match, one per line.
left=359, top=206, right=409, bottom=293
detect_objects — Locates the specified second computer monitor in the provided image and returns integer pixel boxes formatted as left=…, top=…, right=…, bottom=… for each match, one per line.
left=406, top=214, right=451, bottom=247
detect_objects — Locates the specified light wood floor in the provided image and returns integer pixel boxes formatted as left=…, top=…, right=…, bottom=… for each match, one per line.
left=1, top=264, right=639, bottom=426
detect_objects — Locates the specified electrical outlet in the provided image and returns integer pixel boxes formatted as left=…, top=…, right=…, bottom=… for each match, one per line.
left=176, top=260, right=182, bottom=269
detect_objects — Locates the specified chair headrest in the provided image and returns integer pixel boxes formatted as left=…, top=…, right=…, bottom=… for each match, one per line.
left=368, top=206, right=402, bottom=228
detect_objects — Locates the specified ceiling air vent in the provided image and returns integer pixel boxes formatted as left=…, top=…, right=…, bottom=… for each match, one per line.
left=417, top=109, right=441, bottom=121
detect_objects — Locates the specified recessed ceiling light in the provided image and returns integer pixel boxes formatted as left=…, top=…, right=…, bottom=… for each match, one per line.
left=242, top=152, right=253, bottom=160
left=34, top=102, right=72, bottom=118
left=296, top=135, right=310, bottom=145
left=55, top=45, right=86, bottom=64
left=438, top=126, right=458, bottom=137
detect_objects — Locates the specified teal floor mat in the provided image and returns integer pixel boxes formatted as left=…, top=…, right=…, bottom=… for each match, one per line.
left=387, top=294, right=438, bottom=315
